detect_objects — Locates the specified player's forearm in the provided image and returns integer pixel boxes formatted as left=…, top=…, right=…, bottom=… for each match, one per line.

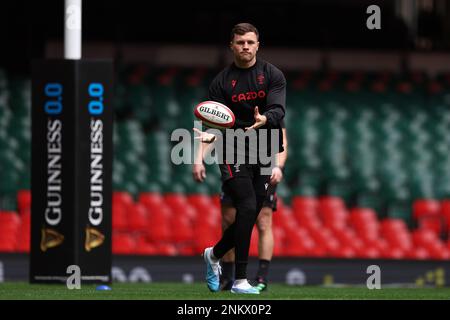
left=202, top=142, right=215, bottom=159
left=263, top=105, right=285, bottom=127
left=194, top=142, right=206, bottom=164
left=278, top=149, right=287, bottom=168
left=195, top=142, right=213, bottom=164
left=278, top=129, right=288, bottom=168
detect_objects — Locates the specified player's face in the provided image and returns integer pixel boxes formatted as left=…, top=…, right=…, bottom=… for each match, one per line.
left=230, top=32, right=259, bottom=65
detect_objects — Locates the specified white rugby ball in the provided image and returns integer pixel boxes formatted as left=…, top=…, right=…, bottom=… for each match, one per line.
left=194, top=101, right=235, bottom=129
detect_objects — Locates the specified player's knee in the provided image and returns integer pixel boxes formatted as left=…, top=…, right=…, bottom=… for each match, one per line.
left=257, top=209, right=272, bottom=233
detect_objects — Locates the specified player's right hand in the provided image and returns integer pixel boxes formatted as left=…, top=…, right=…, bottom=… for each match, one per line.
left=245, top=106, right=267, bottom=131
left=193, top=163, right=206, bottom=182
left=270, top=166, right=283, bottom=185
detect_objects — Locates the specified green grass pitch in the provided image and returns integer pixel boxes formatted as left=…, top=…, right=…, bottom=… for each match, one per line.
left=0, top=282, right=450, bottom=300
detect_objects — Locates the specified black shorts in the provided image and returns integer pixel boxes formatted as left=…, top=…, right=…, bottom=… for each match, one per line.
left=220, top=176, right=277, bottom=212
left=218, top=162, right=275, bottom=210
left=219, top=162, right=272, bottom=181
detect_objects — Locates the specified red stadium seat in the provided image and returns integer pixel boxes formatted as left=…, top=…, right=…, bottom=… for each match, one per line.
left=194, top=207, right=220, bottom=231
left=135, top=244, right=157, bottom=255
left=307, top=245, right=327, bottom=257
left=318, top=196, right=346, bottom=218
left=171, top=216, right=194, bottom=243
left=187, top=195, right=215, bottom=224
left=16, top=210, right=31, bottom=252
left=187, top=194, right=212, bottom=209
left=380, top=219, right=413, bottom=252
left=325, top=237, right=341, bottom=256
left=134, top=235, right=157, bottom=255
left=17, top=190, right=31, bottom=214
left=192, top=229, right=216, bottom=254
left=358, top=224, right=380, bottom=243
left=0, top=213, right=19, bottom=251
left=113, top=191, right=134, bottom=208
left=309, top=228, right=338, bottom=254
left=427, top=243, right=450, bottom=260
left=348, top=208, right=384, bottom=258
left=412, top=229, right=440, bottom=247
left=177, top=245, right=195, bottom=256
left=332, top=227, right=361, bottom=249
left=440, top=200, right=450, bottom=234
left=0, top=212, right=21, bottom=252
left=381, top=218, right=409, bottom=231
left=385, top=232, right=413, bottom=252
left=112, top=203, right=128, bottom=231
left=19, top=209, right=31, bottom=228
left=145, top=203, right=172, bottom=243
left=291, top=197, right=322, bottom=230
left=349, top=208, right=378, bottom=226
left=0, top=211, right=21, bottom=227
left=128, top=203, right=149, bottom=232
left=16, top=238, right=30, bottom=253
left=147, top=202, right=172, bottom=221
left=147, top=222, right=171, bottom=243
left=356, top=245, right=380, bottom=259
left=184, top=205, right=198, bottom=224
left=156, top=243, right=178, bottom=256
left=292, top=196, right=318, bottom=214
left=413, top=198, right=441, bottom=216
left=321, top=208, right=348, bottom=230
left=164, top=193, right=187, bottom=211
left=413, top=199, right=442, bottom=235
left=0, top=240, right=16, bottom=252
left=138, top=192, right=164, bottom=208
left=380, top=246, right=405, bottom=259
left=280, top=226, right=311, bottom=257
left=273, top=207, right=299, bottom=232
left=333, top=246, right=356, bottom=258
left=164, top=193, right=197, bottom=222
left=349, top=208, right=380, bottom=241
left=406, top=247, right=430, bottom=260
left=411, top=229, right=446, bottom=259
left=112, top=233, right=135, bottom=254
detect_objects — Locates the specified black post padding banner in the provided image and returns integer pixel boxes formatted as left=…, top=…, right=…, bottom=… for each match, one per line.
left=30, top=60, right=113, bottom=284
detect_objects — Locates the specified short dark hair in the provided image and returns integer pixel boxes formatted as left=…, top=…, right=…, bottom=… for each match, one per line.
left=230, top=23, right=259, bottom=42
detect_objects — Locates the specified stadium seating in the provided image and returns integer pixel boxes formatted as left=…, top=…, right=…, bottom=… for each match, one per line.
left=0, top=211, right=20, bottom=252
left=413, top=199, right=443, bottom=236
left=2, top=66, right=450, bottom=260
left=2, top=189, right=442, bottom=259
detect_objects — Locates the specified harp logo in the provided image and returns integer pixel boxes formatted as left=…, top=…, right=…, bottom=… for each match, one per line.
left=40, top=228, right=64, bottom=252
left=85, top=226, right=105, bottom=252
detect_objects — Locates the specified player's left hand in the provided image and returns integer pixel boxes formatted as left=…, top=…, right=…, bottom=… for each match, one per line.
left=245, top=106, right=267, bottom=131
left=193, top=127, right=216, bottom=143
left=270, top=166, right=283, bottom=185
